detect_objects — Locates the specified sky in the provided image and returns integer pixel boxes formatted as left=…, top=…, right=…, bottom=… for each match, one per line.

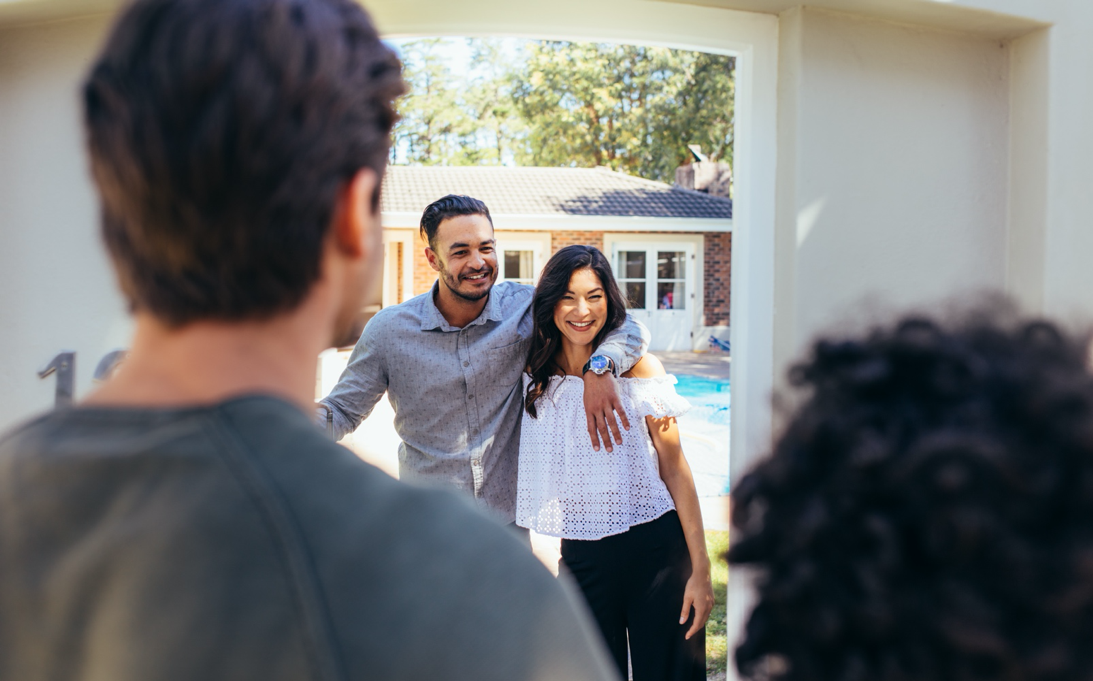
left=386, top=36, right=527, bottom=76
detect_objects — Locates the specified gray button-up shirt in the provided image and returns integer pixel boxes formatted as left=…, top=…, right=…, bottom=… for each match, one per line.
left=321, top=280, right=649, bottom=522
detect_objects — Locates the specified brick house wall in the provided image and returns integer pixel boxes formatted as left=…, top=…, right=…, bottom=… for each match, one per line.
left=702, top=232, right=731, bottom=326
left=551, top=230, right=605, bottom=253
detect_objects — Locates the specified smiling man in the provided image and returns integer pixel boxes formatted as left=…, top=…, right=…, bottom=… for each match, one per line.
left=321, top=194, right=649, bottom=530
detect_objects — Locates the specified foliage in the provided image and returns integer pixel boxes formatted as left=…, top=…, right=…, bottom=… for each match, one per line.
left=393, top=39, right=468, bottom=165
left=512, top=42, right=734, bottom=184
left=391, top=39, right=734, bottom=184
left=706, top=529, right=730, bottom=676
left=392, top=39, right=525, bottom=166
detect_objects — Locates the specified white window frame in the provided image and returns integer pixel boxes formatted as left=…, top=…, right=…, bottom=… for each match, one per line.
left=494, top=231, right=551, bottom=286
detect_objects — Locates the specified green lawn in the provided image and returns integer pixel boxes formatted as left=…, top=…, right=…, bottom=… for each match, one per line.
left=705, top=530, right=730, bottom=676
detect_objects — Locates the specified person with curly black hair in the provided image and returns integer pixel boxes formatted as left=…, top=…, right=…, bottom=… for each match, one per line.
left=728, top=308, right=1093, bottom=681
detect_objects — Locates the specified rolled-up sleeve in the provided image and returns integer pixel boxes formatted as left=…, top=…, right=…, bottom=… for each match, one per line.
left=320, top=321, right=389, bottom=441
left=594, top=313, right=649, bottom=375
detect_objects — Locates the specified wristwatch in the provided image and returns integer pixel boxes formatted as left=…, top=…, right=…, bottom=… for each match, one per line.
left=582, top=355, right=615, bottom=376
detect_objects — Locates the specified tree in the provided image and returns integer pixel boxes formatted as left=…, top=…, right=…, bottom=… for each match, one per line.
left=390, top=38, right=735, bottom=185
left=392, top=39, right=472, bottom=165
left=511, top=42, right=734, bottom=184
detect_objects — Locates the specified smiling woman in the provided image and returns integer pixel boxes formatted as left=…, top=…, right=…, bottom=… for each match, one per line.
left=519, top=244, right=714, bottom=680
left=524, top=246, right=626, bottom=415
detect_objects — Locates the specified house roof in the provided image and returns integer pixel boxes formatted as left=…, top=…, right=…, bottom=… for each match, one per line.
left=380, top=166, right=733, bottom=220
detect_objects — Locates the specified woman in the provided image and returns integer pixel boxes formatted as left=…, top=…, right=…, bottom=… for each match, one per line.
left=517, top=245, right=714, bottom=681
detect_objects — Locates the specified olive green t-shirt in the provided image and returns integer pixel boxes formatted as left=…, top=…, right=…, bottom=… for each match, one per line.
left=0, top=395, right=617, bottom=681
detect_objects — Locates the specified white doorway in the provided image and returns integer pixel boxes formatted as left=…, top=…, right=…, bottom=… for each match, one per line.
left=611, top=241, right=696, bottom=351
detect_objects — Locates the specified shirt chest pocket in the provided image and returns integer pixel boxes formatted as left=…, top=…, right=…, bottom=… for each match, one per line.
left=484, top=340, right=529, bottom=388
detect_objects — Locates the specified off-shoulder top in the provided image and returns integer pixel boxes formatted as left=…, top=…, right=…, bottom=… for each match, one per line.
left=515, top=373, right=691, bottom=540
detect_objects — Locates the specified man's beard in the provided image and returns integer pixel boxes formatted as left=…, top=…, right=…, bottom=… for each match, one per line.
left=440, top=266, right=494, bottom=302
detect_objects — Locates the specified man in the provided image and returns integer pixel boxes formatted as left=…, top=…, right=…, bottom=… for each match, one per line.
left=0, top=2, right=618, bottom=680
left=321, top=194, right=649, bottom=525
left=729, top=308, right=1093, bottom=681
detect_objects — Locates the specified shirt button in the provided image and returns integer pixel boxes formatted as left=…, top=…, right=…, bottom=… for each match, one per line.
left=463, top=361, right=470, bottom=367
left=468, top=394, right=474, bottom=400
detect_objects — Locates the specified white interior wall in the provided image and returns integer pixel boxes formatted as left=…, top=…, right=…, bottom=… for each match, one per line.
left=1005, top=26, right=1049, bottom=313
left=0, top=15, right=128, bottom=429
left=774, top=7, right=1011, bottom=372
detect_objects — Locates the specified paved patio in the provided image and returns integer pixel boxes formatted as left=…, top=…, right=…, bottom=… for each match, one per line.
left=653, top=350, right=731, bottom=381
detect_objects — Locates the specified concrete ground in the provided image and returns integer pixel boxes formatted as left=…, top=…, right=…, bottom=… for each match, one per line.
left=654, top=350, right=731, bottom=533
left=654, top=350, right=731, bottom=380
left=343, top=350, right=732, bottom=573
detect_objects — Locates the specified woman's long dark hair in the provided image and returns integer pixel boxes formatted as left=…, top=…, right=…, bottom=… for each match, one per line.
left=524, top=245, right=628, bottom=417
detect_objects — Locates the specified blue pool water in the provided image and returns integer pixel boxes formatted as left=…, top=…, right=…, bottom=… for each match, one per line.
left=673, top=374, right=731, bottom=495
left=674, top=374, right=731, bottom=426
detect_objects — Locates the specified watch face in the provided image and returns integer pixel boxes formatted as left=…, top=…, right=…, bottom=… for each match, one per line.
left=590, top=355, right=609, bottom=372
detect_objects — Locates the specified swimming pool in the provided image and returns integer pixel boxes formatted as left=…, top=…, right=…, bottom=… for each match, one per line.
left=673, top=374, right=731, bottom=495
left=674, top=374, right=731, bottom=425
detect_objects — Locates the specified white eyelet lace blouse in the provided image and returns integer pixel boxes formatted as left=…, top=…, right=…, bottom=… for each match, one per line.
left=516, top=373, right=691, bottom=540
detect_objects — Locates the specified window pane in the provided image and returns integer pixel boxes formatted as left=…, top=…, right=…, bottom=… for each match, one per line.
left=504, top=250, right=534, bottom=281
left=658, top=251, right=685, bottom=280
left=617, top=251, right=646, bottom=280
left=657, top=282, right=685, bottom=310
left=624, top=281, right=646, bottom=309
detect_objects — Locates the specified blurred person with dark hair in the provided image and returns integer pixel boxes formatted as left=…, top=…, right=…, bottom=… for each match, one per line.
left=0, top=2, right=618, bottom=680
left=320, top=195, right=648, bottom=536
left=728, top=307, right=1093, bottom=681
left=519, top=245, right=714, bottom=680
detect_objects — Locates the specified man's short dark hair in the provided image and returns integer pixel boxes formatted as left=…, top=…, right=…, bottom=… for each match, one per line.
left=83, top=0, right=404, bottom=326
left=419, top=195, right=493, bottom=249
left=729, top=307, right=1093, bottom=681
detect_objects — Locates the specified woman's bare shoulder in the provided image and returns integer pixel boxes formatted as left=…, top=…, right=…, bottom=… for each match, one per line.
left=621, top=354, right=666, bottom=379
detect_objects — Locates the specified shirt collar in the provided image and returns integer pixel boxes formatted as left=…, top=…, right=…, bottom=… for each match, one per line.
left=419, top=281, right=505, bottom=331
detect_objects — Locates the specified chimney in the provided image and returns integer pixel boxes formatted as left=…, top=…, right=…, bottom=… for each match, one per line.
left=674, top=145, right=732, bottom=199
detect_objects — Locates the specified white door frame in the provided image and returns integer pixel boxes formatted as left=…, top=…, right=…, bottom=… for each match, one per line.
left=369, top=6, right=778, bottom=672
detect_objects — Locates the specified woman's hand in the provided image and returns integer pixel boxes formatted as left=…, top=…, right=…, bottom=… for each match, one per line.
left=681, top=566, right=715, bottom=640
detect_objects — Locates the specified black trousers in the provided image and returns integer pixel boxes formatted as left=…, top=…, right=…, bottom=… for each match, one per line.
left=561, top=511, right=705, bottom=681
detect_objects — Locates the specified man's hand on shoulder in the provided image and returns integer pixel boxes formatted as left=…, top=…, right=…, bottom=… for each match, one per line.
left=582, top=371, right=630, bottom=453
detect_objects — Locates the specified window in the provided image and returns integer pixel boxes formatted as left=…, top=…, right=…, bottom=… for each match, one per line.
left=616, top=250, right=648, bottom=309
left=494, top=233, right=551, bottom=286
left=656, top=251, right=686, bottom=310
left=501, top=249, right=535, bottom=285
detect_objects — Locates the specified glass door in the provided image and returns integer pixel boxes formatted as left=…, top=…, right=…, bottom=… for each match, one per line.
left=616, top=250, right=648, bottom=309
left=612, top=242, right=695, bottom=351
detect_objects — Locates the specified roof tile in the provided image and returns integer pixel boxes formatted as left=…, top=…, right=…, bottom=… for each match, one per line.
left=380, top=166, right=733, bottom=219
